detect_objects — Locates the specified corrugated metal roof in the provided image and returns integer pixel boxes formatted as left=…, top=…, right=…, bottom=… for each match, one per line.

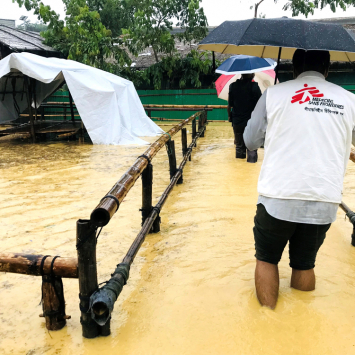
left=0, top=19, right=15, bottom=28
left=0, top=25, right=57, bottom=53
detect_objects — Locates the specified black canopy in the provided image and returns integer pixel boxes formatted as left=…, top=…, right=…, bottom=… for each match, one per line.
left=198, top=18, right=355, bottom=62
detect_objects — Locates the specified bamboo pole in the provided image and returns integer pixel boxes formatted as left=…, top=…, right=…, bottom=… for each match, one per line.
left=88, top=119, right=207, bottom=327
left=166, top=140, right=177, bottom=180
left=76, top=219, right=100, bottom=338
left=69, top=92, right=75, bottom=124
left=0, top=253, right=78, bottom=278
left=90, top=111, right=203, bottom=227
left=141, top=163, right=153, bottom=227
left=40, top=274, right=70, bottom=330
left=339, top=201, right=355, bottom=246
left=24, top=76, right=36, bottom=143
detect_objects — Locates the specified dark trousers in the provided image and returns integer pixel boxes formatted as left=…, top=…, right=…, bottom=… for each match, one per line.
left=233, top=124, right=257, bottom=163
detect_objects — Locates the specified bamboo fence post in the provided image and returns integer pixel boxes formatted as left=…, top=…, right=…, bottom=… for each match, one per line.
left=192, top=118, right=197, bottom=147
left=166, top=140, right=177, bottom=180
left=141, top=163, right=153, bottom=227
left=76, top=220, right=100, bottom=338
left=69, top=91, right=75, bottom=124
left=181, top=127, right=189, bottom=164
left=40, top=274, right=69, bottom=330
left=33, top=79, right=38, bottom=122
left=199, top=113, right=205, bottom=138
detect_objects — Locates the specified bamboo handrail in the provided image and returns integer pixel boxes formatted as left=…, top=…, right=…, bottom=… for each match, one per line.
left=90, top=111, right=204, bottom=227
left=89, top=118, right=207, bottom=324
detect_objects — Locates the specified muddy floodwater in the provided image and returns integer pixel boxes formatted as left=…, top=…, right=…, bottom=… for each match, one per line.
left=1, top=122, right=355, bottom=355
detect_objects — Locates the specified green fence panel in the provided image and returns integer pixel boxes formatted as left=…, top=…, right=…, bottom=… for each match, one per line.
left=137, top=89, right=227, bottom=121
left=46, top=73, right=355, bottom=123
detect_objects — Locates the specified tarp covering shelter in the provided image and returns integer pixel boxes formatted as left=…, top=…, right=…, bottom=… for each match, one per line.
left=0, top=53, right=164, bottom=145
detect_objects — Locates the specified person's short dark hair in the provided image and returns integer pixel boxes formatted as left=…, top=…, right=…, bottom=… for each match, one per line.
left=241, top=73, right=255, bottom=80
left=292, top=49, right=330, bottom=76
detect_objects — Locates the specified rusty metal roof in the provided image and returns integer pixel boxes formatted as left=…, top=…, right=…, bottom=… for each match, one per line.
left=0, top=25, right=59, bottom=54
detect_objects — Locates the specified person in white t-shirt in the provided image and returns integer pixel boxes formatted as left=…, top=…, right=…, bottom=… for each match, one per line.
left=244, top=49, right=355, bottom=309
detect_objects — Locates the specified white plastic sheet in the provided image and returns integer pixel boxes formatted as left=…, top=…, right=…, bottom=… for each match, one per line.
left=0, top=53, right=163, bottom=145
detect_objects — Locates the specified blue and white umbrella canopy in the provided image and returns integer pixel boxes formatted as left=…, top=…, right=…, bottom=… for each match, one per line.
left=216, top=55, right=276, bottom=75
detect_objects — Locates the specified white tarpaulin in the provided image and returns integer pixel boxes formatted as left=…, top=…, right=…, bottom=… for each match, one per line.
left=0, top=53, right=164, bottom=145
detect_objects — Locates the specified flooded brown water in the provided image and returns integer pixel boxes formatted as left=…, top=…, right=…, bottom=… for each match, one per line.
left=1, top=122, right=355, bottom=355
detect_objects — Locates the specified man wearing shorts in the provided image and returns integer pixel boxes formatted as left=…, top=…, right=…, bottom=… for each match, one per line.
left=244, top=49, right=355, bottom=309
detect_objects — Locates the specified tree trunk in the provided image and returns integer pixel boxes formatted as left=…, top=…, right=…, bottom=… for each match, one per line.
left=152, top=46, right=159, bottom=63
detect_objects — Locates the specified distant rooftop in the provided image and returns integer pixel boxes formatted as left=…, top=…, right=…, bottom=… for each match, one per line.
left=0, top=19, right=15, bottom=29
left=0, top=25, right=61, bottom=57
left=311, top=16, right=355, bottom=26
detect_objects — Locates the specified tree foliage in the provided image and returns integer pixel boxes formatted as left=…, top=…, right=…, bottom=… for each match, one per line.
left=122, top=0, right=208, bottom=63
left=87, top=0, right=135, bottom=37
left=13, top=0, right=130, bottom=69
left=283, top=0, right=352, bottom=16
left=143, top=50, right=220, bottom=90
left=17, top=19, right=48, bottom=32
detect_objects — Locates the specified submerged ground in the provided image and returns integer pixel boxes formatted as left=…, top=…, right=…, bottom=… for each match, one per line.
left=1, top=122, right=355, bottom=355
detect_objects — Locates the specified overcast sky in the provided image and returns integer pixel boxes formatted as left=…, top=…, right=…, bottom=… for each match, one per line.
left=2, top=0, right=355, bottom=27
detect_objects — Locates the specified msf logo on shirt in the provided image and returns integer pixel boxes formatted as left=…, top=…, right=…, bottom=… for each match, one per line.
left=291, top=84, right=324, bottom=104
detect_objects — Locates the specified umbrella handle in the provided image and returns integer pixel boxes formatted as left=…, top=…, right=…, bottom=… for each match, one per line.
left=274, top=47, right=282, bottom=85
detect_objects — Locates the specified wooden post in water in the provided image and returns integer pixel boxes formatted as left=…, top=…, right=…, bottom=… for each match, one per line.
left=24, top=76, right=36, bottom=143
left=142, top=163, right=153, bottom=225
left=76, top=219, right=100, bottom=338
left=166, top=140, right=177, bottom=180
left=200, top=112, right=205, bottom=138
left=69, top=91, right=75, bottom=125
left=40, top=274, right=69, bottom=330
left=178, top=128, right=188, bottom=183
left=192, top=118, right=197, bottom=147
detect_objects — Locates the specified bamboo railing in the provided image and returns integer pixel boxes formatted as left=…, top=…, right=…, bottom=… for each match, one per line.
left=77, top=110, right=208, bottom=338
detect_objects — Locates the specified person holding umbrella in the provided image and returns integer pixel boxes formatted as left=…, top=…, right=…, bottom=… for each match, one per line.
left=199, top=17, right=355, bottom=309
left=228, top=73, right=261, bottom=162
left=244, top=49, right=355, bottom=309
left=216, top=55, right=276, bottom=162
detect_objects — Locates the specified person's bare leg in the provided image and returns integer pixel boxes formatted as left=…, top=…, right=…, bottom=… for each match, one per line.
left=255, top=260, right=279, bottom=309
left=290, top=269, right=315, bottom=291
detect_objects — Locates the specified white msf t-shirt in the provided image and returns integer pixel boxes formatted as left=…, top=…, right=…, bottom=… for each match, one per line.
left=244, top=71, right=355, bottom=224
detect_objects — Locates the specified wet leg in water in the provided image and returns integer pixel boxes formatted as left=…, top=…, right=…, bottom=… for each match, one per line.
left=255, top=260, right=279, bottom=309
left=255, top=261, right=316, bottom=309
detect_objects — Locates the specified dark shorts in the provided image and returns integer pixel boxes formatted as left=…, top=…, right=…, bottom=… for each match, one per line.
left=254, top=204, right=331, bottom=270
